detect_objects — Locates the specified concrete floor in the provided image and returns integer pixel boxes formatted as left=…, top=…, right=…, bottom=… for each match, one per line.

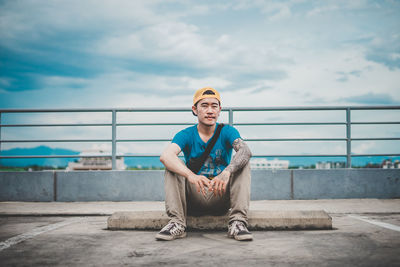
left=0, top=213, right=400, bottom=266
left=1, top=200, right=400, bottom=266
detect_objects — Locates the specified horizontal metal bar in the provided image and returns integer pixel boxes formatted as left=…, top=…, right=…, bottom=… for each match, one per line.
left=2, top=121, right=397, bottom=127
left=350, top=154, right=400, bottom=157
left=1, top=106, right=399, bottom=113
left=120, top=154, right=396, bottom=158
left=117, top=123, right=195, bottom=126
left=348, top=106, right=400, bottom=110
left=0, top=109, right=114, bottom=113
left=245, top=138, right=346, bottom=141
left=116, top=154, right=400, bottom=158
left=3, top=137, right=397, bottom=144
left=117, top=139, right=171, bottom=142
left=351, top=138, right=400, bottom=141
left=0, top=138, right=348, bottom=143
left=0, top=154, right=349, bottom=159
left=117, top=155, right=162, bottom=158
left=0, top=139, right=111, bottom=143
left=118, top=154, right=346, bottom=158
left=234, top=122, right=346, bottom=126
left=252, top=153, right=400, bottom=157
left=0, top=155, right=106, bottom=159
left=352, top=122, right=400, bottom=125
left=0, top=123, right=112, bottom=127
left=0, top=123, right=194, bottom=127
left=2, top=153, right=398, bottom=159
left=251, top=154, right=347, bottom=157
left=118, top=154, right=348, bottom=158
left=226, top=107, right=347, bottom=111
left=117, top=108, right=191, bottom=112
left=0, top=108, right=191, bottom=113
left=223, top=106, right=400, bottom=112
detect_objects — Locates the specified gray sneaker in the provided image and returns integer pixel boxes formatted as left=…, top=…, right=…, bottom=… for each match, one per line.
left=155, top=222, right=186, bottom=241
left=228, top=220, right=253, bottom=241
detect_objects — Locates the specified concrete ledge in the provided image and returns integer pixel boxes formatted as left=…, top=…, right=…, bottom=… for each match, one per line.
left=107, top=210, right=332, bottom=230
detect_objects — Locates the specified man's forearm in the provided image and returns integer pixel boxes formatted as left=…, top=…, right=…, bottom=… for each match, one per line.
left=224, top=138, right=252, bottom=175
left=160, top=151, right=193, bottom=179
left=161, top=147, right=210, bottom=195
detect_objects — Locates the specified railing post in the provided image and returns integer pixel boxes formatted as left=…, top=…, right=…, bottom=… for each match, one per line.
left=0, top=112, right=2, bottom=156
left=229, top=108, right=233, bottom=126
left=112, top=110, right=117, bottom=170
left=346, top=108, right=351, bottom=168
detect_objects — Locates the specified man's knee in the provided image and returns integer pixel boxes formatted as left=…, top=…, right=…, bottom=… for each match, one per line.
left=164, top=169, right=186, bottom=189
left=231, top=162, right=251, bottom=181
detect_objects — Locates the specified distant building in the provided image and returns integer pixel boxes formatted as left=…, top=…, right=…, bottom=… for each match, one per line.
left=316, top=162, right=331, bottom=169
left=382, top=159, right=400, bottom=169
left=67, top=150, right=126, bottom=171
left=316, top=161, right=345, bottom=169
left=250, top=158, right=289, bottom=169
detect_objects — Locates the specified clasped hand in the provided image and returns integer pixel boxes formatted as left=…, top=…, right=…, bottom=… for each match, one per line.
left=187, top=170, right=231, bottom=197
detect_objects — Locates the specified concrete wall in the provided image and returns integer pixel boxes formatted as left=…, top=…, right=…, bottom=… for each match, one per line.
left=0, top=169, right=399, bottom=201
left=56, top=171, right=165, bottom=201
left=294, top=169, right=400, bottom=199
left=0, top=171, right=54, bottom=201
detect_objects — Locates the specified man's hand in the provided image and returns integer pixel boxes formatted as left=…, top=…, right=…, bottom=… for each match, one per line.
left=209, top=170, right=231, bottom=197
left=187, top=173, right=211, bottom=196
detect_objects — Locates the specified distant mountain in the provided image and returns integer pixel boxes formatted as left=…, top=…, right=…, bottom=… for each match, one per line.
left=0, top=146, right=398, bottom=168
left=0, top=146, right=80, bottom=167
left=0, top=146, right=163, bottom=168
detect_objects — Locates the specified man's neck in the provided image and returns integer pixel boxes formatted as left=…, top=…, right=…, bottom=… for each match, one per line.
left=197, top=122, right=216, bottom=140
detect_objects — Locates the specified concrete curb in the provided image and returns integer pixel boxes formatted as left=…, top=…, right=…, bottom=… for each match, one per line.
left=107, top=210, right=332, bottom=230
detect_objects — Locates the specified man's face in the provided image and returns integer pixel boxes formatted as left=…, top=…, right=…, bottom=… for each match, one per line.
left=192, top=98, right=221, bottom=127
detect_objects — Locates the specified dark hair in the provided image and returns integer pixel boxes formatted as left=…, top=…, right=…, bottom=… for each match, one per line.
left=202, top=90, right=216, bottom=95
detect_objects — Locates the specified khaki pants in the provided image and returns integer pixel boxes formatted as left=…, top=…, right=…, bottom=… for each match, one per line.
left=164, top=163, right=251, bottom=227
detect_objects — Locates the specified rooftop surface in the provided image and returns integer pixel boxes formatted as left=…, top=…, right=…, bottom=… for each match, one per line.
left=1, top=199, right=400, bottom=266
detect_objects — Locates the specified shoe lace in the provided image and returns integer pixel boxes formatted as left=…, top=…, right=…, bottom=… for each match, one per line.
left=161, top=222, right=175, bottom=232
left=237, top=222, right=246, bottom=232
left=230, top=221, right=247, bottom=235
left=161, top=222, right=184, bottom=233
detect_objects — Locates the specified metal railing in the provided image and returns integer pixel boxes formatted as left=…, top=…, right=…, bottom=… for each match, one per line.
left=0, top=106, right=399, bottom=169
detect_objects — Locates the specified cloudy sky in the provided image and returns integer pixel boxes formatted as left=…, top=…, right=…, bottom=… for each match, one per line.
left=1, top=0, right=400, bottom=109
left=0, top=0, right=399, bottom=158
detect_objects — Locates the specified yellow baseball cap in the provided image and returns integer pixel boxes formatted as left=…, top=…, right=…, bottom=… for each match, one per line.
left=193, top=87, right=221, bottom=106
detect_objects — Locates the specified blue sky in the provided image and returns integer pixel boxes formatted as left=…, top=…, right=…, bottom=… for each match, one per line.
left=1, top=0, right=399, bottom=109
left=0, top=0, right=399, bottom=158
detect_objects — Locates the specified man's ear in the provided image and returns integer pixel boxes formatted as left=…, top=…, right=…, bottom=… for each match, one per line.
left=192, top=105, right=198, bottom=116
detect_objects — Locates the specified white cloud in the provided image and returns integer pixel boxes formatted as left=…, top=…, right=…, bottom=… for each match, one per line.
left=390, top=53, right=400, bottom=60
left=97, top=21, right=220, bottom=67
left=306, top=5, right=339, bottom=17
left=352, top=142, right=376, bottom=154
left=268, top=4, right=292, bottom=21
left=40, top=76, right=89, bottom=89
left=0, top=0, right=163, bottom=50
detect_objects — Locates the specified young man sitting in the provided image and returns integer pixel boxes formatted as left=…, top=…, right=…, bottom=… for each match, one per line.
left=156, top=87, right=253, bottom=241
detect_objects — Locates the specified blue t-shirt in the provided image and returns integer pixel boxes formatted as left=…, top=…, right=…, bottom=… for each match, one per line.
left=172, top=123, right=241, bottom=177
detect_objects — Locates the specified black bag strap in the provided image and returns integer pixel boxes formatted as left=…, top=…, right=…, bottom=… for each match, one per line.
left=192, top=123, right=224, bottom=174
